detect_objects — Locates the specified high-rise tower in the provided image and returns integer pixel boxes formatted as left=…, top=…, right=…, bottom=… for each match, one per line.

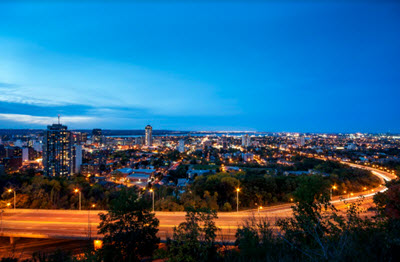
left=145, top=125, right=153, bottom=146
left=43, top=121, right=72, bottom=177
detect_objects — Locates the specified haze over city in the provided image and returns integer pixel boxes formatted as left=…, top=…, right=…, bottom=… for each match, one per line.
left=1, top=1, right=399, bottom=132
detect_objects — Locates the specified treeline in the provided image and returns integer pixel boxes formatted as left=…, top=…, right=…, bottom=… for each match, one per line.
left=156, top=158, right=381, bottom=211
left=0, top=170, right=118, bottom=209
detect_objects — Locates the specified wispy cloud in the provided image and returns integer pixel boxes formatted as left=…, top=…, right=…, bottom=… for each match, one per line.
left=0, top=82, right=18, bottom=88
left=0, top=113, right=96, bottom=126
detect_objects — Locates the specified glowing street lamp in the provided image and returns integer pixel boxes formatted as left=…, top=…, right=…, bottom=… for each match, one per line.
left=88, top=203, right=96, bottom=240
left=330, top=185, right=337, bottom=199
left=74, top=189, right=81, bottom=210
left=258, top=205, right=263, bottom=214
left=6, top=203, right=11, bottom=208
left=149, top=189, right=155, bottom=212
left=7, top=189, right=16, bottom=210
left=236, top=188, right=240, bottom=212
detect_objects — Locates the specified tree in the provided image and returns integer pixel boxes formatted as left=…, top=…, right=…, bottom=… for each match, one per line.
left=97, top=187, right=160, bottom=262
left=166, top=207, right=219, bottom=262
left=276, top=176, right=342, bottom=260
left=234, top=216, right=277, bottom=259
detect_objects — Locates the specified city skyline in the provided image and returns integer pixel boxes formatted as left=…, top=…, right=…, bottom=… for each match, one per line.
left=1, top=1, right=400, bottom=132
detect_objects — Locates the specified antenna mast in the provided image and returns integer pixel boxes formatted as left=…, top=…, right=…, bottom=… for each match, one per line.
left=58, top=114, right=60, bottom=124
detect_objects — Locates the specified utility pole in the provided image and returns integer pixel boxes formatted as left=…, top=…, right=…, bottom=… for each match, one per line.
left=1, top=210, right=3, bottom=233
left=88, top=204, right=95, bottom=240
left=150, top=189, right=155, bottom=212
left=74, top=189, right=81, bottom=210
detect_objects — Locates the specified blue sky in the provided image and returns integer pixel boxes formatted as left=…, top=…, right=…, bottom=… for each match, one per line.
left=0, top=1, right=399, bottom=132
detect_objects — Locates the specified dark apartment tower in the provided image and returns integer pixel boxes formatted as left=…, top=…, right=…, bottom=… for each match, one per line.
left=43, top=123, right=72, bottom=177
left=92, top=128, right=102, bottom=144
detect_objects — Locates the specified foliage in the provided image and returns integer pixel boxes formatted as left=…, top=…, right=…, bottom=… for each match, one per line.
left=234, top=216, right=278, bottom=259
left=97, top=187, right=160, bottom=262
left=166, top=207, right=220, bottom=262
left=0, top=171, right=119, bottom=210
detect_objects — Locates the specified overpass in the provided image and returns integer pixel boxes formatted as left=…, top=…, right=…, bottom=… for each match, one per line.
left=0, top=164, right=396, bottom=243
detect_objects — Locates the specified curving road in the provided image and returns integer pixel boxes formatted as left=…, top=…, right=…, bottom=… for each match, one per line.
left=0, top=163, right=396, bottom=242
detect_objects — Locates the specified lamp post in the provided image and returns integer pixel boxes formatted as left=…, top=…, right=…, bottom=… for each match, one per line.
left=88, top=204, right=95, bottom=240
left=258, top=205, right=262, bottom=214
left=330, top=185, right=337, bottom=199
left=74, top=189, right=81, bottom=210
left=236, top=188, right=240, bottom=212
left=149, top=189, right=154, bottom=212
left=8, top=189, right=16, bottom=210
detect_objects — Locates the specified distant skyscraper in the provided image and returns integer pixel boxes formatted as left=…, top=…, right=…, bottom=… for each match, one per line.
left=145, top=125, right=153, bottom=146
left=43, top=123, right=72, bottom=177
left=178, top=139, right=185, bottom=153
left=92, top=129, right=103, bottom=144
left=72, top=145, right=82, bottom=174
left=134, top=136, right=143, bottom=145
left=297, top=137, right=305, bottom=146
left=22, top=147, right=29, bottom=162
left=242, top=134, right=250, bottom=147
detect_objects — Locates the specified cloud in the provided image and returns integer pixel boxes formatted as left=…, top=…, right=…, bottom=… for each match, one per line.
left=0, top=82, right=18, bottom=88
left=0, top=113, right=96, bottom=126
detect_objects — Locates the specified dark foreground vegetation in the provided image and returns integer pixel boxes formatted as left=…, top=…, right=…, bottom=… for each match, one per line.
left=1, top=174, right=400, bottom=262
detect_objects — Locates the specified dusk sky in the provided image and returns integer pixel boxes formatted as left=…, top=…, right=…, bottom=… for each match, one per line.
left=0, top=1, right=399, bottom=132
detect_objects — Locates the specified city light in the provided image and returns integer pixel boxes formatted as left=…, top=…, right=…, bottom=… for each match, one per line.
left=94, top=240, right=103, bottom=250
left=74, top=189, right=82, bottom=210
left=236, top=188, right=240, bottom=212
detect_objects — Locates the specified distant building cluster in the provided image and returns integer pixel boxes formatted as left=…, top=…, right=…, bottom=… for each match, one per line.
left=1, top=120, right=399, bottom=192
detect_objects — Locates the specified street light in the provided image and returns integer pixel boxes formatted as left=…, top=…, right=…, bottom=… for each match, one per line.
left=330, top=185, right=337, bottom=199
left=149, top=189, right=155, bottom=212
left=7, top=189, right=16, bottom=210
left=236, top=188, right=240, bottom=212
left=6, top=203, right=11, bottom=208
left=74, top=189, right=81, bottom=210
left=88, top=204, right=95, bottom=240
left=258, top=205, right=263, bottom=214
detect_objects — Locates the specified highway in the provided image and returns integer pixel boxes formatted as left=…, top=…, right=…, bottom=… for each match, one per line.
left=0, top=164, right=396, bottom=242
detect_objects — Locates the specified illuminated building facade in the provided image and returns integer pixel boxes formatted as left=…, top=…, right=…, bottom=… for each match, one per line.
left=242, top=134, right=250, bottom=147
left=43, top=124, right=72, bottom=177
left=145, top=125, right=153, bottom=146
